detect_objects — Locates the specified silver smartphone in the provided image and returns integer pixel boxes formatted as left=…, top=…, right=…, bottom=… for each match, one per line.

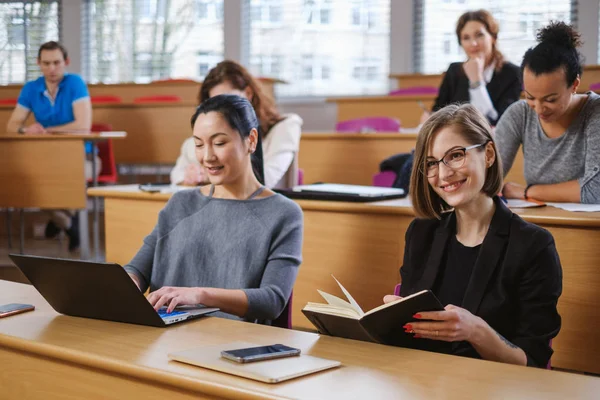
left=220, top=344, right=301, bottom=363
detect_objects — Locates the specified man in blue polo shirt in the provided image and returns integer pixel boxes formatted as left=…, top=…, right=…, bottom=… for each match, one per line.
left=7, top=41, right=95, bottom=252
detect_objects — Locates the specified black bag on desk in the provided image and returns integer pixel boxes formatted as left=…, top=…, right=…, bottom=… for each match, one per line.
left=379, top=151, right=414, bottom=193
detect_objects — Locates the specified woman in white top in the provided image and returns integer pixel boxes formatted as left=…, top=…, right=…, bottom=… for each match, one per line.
left=170, top=60, right=302, bottom=188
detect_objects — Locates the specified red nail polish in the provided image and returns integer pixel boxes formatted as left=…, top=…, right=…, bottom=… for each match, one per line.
left=403, top=324, right=413, bottom=330
left=413, top=314, right=422, bottom=319
left=414, top=334, right=421, bottom=338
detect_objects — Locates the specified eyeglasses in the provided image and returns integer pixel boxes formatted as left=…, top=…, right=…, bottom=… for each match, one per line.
left=422, top=143, right=487, bottom=178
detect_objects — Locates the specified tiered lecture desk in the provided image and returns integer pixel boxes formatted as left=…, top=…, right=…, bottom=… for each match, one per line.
left=0, top=78, right=284, bottom=167
left=1, top=280, right=599, bottom=399
left=0, top=132, right=126, bottom=259
left=299, top=133, right=525, bottom=186
left=88, top=185, right=600, bottom=375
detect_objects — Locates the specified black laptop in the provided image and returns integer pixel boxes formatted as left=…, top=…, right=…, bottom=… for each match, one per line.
left=9, top=254, right=219, bottom=327
left=275, top=183, right=406, bottom=202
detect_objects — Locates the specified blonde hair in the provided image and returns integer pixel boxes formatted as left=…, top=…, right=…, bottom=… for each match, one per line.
left=410, top=104, right=503, bottom=219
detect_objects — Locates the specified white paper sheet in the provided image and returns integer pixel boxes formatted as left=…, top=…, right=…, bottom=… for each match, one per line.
left=547, top=203, right=600, bottom=212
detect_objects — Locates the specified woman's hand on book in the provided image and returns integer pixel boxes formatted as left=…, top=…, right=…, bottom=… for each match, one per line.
left=383, top=295, right=402, bottom=303
left=406, top=304, right=483, bottom=343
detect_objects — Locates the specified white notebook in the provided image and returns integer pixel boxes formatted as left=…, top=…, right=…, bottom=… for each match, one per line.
left=168, top=341, right=341, bottom=383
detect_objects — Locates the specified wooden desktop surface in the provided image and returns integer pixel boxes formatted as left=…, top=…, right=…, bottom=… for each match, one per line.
left=326, top=94, right=436, bottom=128
left=88, top=186, right=600, bottom=374
left=0, top=78, right=281, bottom=104
left=1, top=280, right=599, bottom=400
left=299, top=133, right=526, bottom=186
left=0, top=133, right=125, bottom=209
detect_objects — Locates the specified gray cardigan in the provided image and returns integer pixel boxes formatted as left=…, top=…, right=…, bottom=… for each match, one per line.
left=495, top=92, right=600, bottom=204
left=124, top=189, right=303, bottom=322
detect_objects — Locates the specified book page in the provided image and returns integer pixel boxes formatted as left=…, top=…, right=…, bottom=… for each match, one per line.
left=363, top=290, right=429, bottom=316
left=332, top=276, right=364, bottom=318
left=303, top=302, right=361, bottom=319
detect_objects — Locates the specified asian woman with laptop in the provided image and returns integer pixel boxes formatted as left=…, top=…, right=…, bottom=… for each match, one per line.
left=125, top=94, right=303, bottom=324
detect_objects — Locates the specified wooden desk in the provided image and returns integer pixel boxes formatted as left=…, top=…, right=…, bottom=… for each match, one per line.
left=389, top=65, right=600, bottom=92
left=2, top=280, right=598, bottom=399
left=299, top=133, right=525, bottom=186
left=1, top=132, right=126, bottom=258
left=0, top=78, right=283, bottom=104
left=88, top=186, right=600, bottom=374
left=327, top=94, right=436, bottom=128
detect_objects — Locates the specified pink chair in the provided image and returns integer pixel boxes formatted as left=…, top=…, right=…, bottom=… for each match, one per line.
left=133, top=95, right=182, bottom=103
left=335, top=117, right=401, bottom=133
left=373, top=171, right=397, bottom=187
left=589, top=82, right=600, bottom=92
left=389, top=86, right=438, bottom=96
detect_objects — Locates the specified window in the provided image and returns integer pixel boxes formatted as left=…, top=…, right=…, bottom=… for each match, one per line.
left=83, top=0, right=223, bottom=83
left=195, top=0, right=223, bottom=21
left=247, top=0, right=390, bottom=96
left=350, top=0, right=378, bottom=29
left=251, top=55, right=283, bottom=77
left=196, top=51, right=221, bottom=79
left=251, top=0, right=283, bottom=24
left=0, top=1, right=60, bottom=84
left=305, top=0, right=332, bottom=26
left=414, top=0, right=575, bottom=73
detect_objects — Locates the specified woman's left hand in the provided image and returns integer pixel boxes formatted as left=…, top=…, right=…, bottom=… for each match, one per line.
left=407, top=304, right=482, bottom=342
left=147, top=286, right=203, bottom=313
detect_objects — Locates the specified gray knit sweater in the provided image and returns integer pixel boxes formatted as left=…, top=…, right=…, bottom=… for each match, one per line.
left=124, top=189, right=303, bottom=322
left=495, top=92, right=600, bottom=204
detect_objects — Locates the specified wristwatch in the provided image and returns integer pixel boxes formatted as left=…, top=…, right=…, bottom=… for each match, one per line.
left=469, top=80, right=483, bottom=89
left=17, top=127, right=25, bottom=134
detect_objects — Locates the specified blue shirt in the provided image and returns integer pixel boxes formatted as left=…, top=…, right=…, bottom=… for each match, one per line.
left=17, top=73, right=92, bottom=152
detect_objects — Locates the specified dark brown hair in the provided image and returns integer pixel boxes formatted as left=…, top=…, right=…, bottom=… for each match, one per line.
left=410, top=104, right=503, bottom=219
left=199, top=60, right=282, bottom=137
left=456, top=10, right=504, bottom=72
left=38, top=41, right=68, bottom=61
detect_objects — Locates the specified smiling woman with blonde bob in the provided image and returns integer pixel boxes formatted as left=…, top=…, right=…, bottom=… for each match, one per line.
left=384, top=104, right=562, bottom=368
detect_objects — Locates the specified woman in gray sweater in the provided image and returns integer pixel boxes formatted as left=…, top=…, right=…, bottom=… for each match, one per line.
left=125, top=94, right=303, bottom=323
left=496, top=22, right=600, bottom=204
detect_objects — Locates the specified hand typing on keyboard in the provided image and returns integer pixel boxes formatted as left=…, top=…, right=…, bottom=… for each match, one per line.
left=157, top=308, right=187, bottom=318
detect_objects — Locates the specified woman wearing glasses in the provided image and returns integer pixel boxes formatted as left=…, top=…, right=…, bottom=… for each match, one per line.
left=384, top=104, right=562, bottom=368
left=424, top=10, right=522, bottom=125
left=496, top=22, right=600, bottom=203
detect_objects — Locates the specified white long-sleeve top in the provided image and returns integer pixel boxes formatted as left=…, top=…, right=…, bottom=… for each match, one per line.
left=170, top=113, right=303, bottom=188
left=469, top=63, right=498, bottom=122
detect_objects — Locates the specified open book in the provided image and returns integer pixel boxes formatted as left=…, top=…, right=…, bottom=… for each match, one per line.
left=302, top=276, right=444, bottom=347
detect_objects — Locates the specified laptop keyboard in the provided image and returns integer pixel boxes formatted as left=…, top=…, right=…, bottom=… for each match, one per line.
left=158, top=309, right=187, bottom=318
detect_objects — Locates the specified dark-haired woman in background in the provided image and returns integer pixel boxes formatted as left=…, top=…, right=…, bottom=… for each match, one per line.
left=127, top=94, right=303, bottom=323
left=426, top=9, right=522, bottom=125
left=496, top=22, right=600, bottom=203
left=170, top=60, right=302, bottom=188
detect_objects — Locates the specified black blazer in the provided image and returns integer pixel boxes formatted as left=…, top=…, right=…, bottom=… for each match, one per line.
left=399, top=197, right=562, bottom=367
left=432, top=62, right=522, bottom=125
